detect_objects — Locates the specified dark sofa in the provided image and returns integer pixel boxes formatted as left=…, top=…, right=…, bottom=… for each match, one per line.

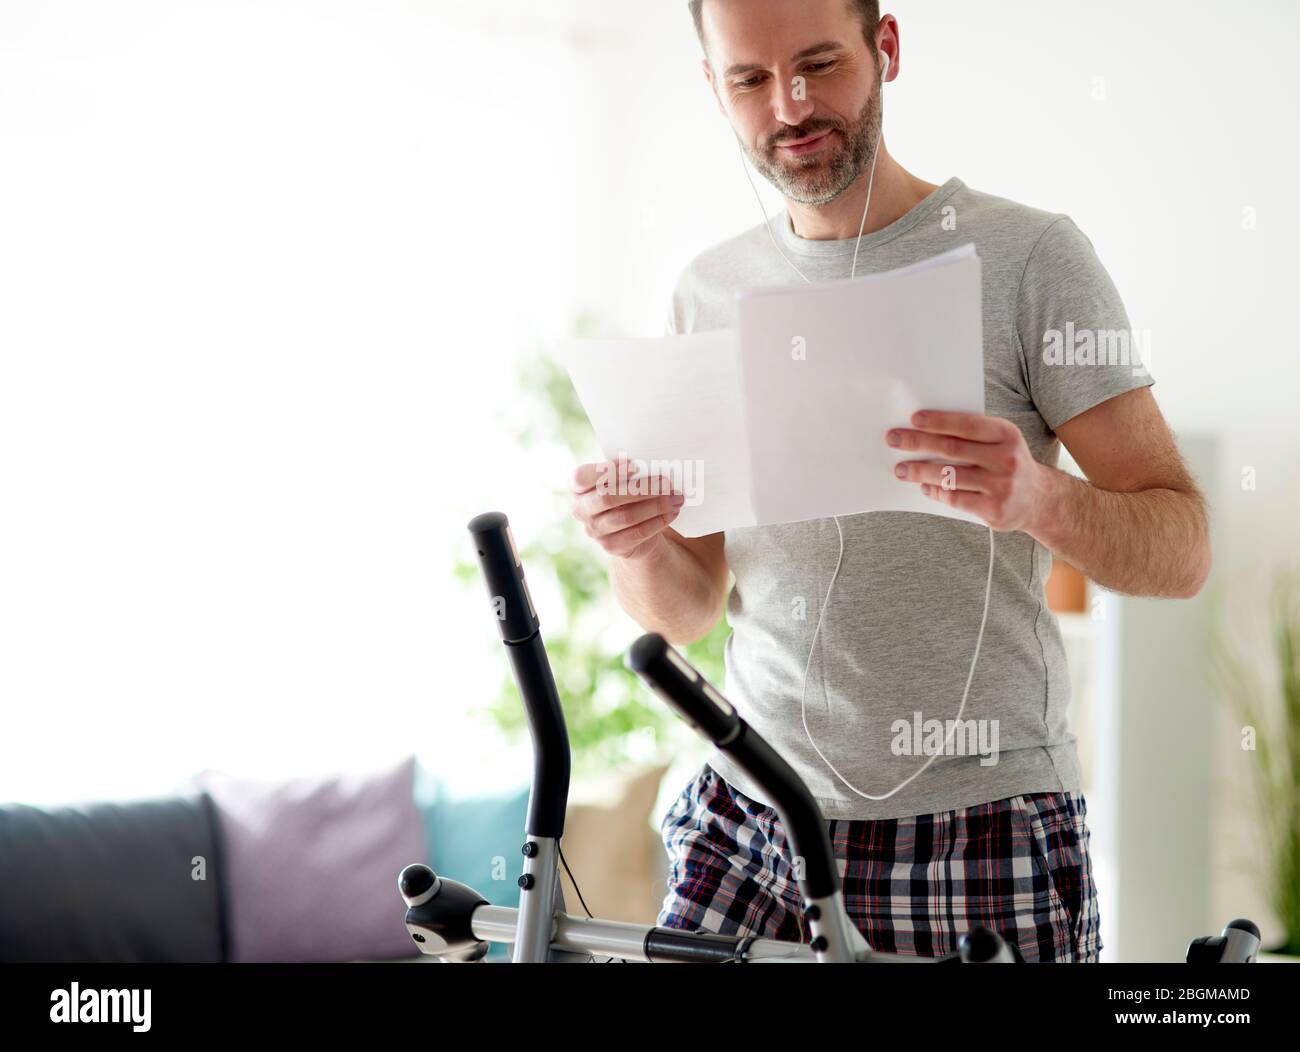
left=0, top=793, right=229, bottom=962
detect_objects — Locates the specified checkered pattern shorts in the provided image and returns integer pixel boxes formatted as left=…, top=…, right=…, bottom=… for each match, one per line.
left=658, top=763, right=1102, bottom=962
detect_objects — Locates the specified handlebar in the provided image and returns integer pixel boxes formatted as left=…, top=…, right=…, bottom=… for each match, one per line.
left=467, top=512, right=570, bottom=839
left=625, top=633, right=842, bottom=903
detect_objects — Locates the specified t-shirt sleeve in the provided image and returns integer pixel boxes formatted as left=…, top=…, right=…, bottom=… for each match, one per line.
left=1015, top=216, right=1154, bottom=432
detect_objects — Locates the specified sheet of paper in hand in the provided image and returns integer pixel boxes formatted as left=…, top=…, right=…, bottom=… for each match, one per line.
left=737, top=242, right=985, bottom=528
left=558, top=243, right=985, bottom=537
left=557, top=328, right=755, bottom=538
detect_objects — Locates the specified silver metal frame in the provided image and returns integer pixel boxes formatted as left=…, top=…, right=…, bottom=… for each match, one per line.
left=511, top=835, right=561, bottom=963
left=469, top=905, right=933, bottom=963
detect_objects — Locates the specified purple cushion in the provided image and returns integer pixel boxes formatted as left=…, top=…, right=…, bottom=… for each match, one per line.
left=190, top=757, right=426, bottom=962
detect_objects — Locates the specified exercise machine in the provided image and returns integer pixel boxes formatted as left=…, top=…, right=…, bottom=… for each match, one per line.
left=396, top=511, right=1261, bottom=964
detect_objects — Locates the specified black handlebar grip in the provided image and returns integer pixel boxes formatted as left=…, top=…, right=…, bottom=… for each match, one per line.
left=626, top=633, right=742, bottom=745
left=468, top=511, right=539, bottom=644
left=626, top=633, right=840, bottom=901
left=467, top=512, right=568, bottom=838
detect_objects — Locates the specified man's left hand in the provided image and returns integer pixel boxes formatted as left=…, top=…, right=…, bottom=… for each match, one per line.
left=886, top=410, right=1053, bottom=532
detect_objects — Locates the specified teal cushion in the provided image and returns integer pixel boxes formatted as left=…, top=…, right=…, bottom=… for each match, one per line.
left=415, top=767, right=531, bottom=906
left=414, top=764, right=531, bottom=960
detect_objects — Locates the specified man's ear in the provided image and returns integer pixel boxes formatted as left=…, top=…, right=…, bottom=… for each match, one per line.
left=875, top=14, right=901, bottom=83
left=701, top=57, right=727, bottom=118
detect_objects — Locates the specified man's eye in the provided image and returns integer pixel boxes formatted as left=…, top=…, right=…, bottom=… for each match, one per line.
left=735, top=76, right=763, bottom=89
left=805, top=61, right=835, bottom=73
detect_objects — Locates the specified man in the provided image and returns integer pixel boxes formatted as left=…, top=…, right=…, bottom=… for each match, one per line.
left=569, top=0, right=1209, bottom=962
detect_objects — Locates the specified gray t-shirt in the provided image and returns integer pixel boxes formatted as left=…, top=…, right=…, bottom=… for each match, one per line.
left=666, top=177, right=1153, bottom=820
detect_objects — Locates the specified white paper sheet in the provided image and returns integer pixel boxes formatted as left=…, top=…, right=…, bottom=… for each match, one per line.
left=558, top=244, right=986, bottom=538
left=737, top=242, right=986, bottom=527
left=558, top=329, right=756, bottom=538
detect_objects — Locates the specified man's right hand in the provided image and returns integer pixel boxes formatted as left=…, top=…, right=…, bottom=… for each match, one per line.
left=570, top=457, right=685, bottom=561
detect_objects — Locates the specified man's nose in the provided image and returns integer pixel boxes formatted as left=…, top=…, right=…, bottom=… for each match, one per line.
left=767, top=76, right=815, bottom=129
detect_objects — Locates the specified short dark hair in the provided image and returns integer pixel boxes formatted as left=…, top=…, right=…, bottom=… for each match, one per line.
left=687, top=0, right=881, bottom=57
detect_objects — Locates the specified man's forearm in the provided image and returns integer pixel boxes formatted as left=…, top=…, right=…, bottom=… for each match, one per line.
left=1027, top=467, right=1211, bottom=599
left=610, top=535, right=723, bottom=645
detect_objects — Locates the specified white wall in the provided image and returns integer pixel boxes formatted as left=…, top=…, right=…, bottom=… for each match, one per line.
left=0, top=0, right=589, bottom=803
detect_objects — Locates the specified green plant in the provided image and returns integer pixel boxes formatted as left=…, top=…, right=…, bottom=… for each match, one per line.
left=1216, top=573, right=1300, bottom=955
left=456, top=329, right=729, bottom=776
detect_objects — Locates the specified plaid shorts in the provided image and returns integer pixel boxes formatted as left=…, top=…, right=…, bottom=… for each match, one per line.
left=658, top=762, right=1102, bottom=962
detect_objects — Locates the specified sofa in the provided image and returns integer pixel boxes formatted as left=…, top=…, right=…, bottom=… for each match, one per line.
left=0, top=757, right=670, bottom=963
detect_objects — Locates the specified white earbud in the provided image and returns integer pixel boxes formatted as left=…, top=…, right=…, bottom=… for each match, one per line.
left=880, top=51, right=891, bottom=80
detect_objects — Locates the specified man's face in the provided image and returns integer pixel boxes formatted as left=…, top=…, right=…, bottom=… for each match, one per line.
left=701, top=0, right=882, bottom=206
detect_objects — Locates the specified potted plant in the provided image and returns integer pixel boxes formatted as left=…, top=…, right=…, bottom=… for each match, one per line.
left=1216, top=573, right=1300, bottom=961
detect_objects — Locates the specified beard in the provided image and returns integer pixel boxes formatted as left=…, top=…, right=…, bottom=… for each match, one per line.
left=742, top=89, right=882, bottom=206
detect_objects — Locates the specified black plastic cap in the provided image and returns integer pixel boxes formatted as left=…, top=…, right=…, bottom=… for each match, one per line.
left=626, top=632, right=668, bottom=675
left=1226, top=918, right=1261, bottom=939
left=467, top=511, right=508, bottom=535
left=960, top=927, right=1004, bottom=963
left=398, top=863, right=436, bottom=900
